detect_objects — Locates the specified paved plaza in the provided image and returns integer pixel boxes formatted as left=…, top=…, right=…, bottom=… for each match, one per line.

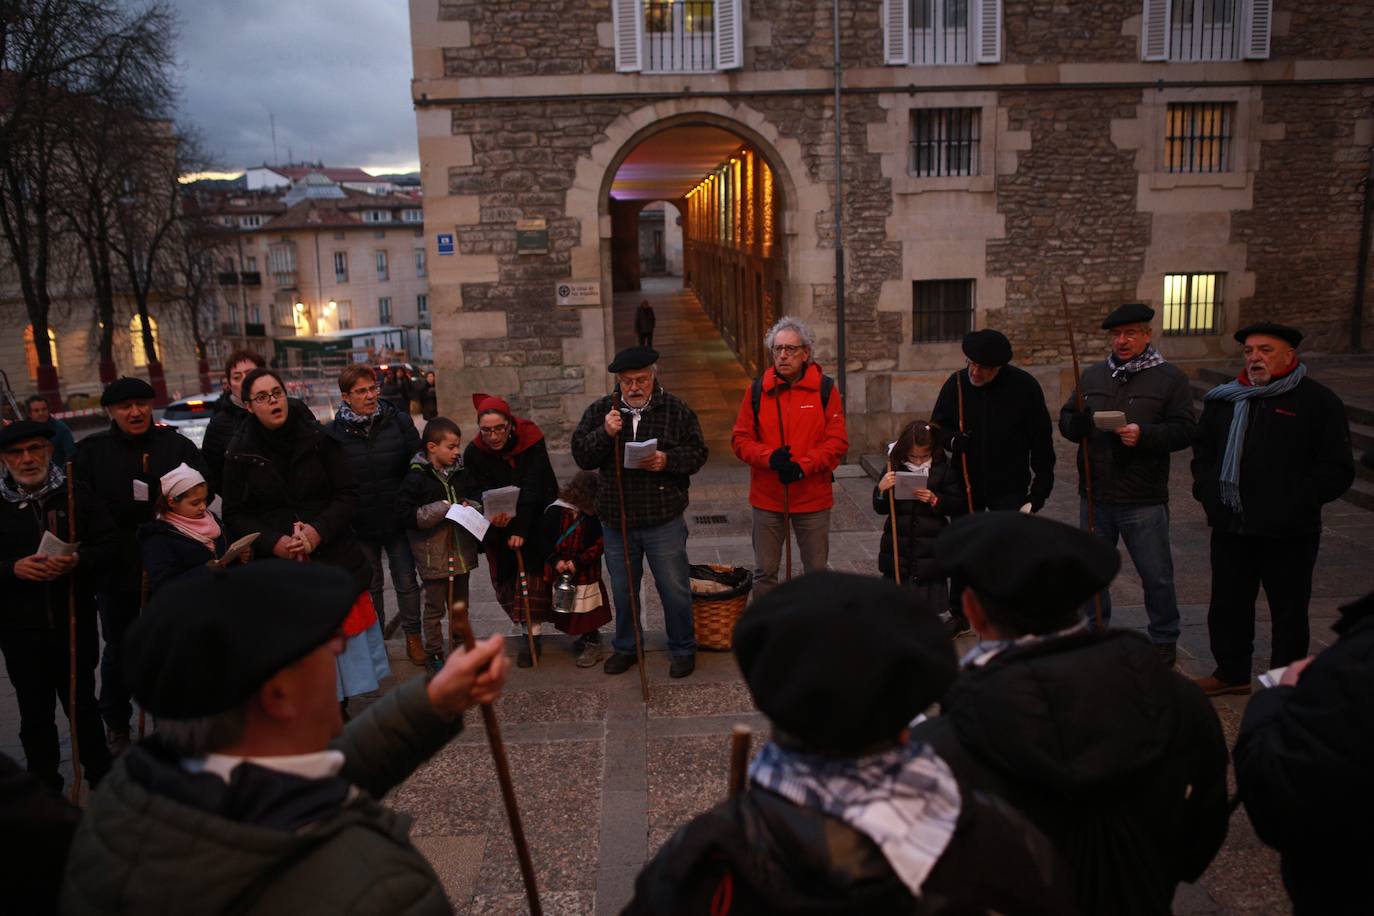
left=4, top=278, right=1373, bottom=914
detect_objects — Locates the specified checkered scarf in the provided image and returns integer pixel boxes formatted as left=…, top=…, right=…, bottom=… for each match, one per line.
left=960, top=619, right=1090, bottom=669
left=0, top=462, right=64, bottom=505
left=1107, top=344, right=1166, bottom=379
left=749, top=740, right=961, bottom=897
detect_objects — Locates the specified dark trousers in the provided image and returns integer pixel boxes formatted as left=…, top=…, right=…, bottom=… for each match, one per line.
left=96, top=589, right=141, bottom=730
left=638, top=332, right=653, bottom=348
left=0, top=623, right=111, bottom=792
left=1208, top=529, right=1320, bottom=685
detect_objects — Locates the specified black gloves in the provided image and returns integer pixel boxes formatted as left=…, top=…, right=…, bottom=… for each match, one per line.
left=777, top=461, right=805, bottom=485
left=1064, top=407, right=1094, bottom=440
left=768, top=446, right=792, bottom=472
left=948, top=431, right=973, bottom=457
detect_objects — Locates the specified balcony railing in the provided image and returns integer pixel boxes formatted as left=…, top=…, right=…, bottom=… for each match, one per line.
left=244, top=322, right=267, bottom=337
left=644, top=0, right=715, bottom=72
left=240, top=271, right=262, bottom=286
left=216, top=272, right=239, bottom=286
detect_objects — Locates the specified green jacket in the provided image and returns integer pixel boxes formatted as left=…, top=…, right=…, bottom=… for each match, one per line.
left=61, top=678, right=462, bottom=915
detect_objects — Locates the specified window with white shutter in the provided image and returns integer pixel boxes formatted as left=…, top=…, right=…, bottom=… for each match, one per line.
left=889, top=0, right=1000, bottom=66
left=638, top=1, right=737, bottom=72
left=714, top=0, right=742, bottom=70
left=1141, top=0, right=1270, bottom=61
left=1242, top=0, right=1272, bottom=59
left=884, top=0, right=911, bottom=65
left=973, top=0, right=1001, bottom=62
left=613, top=0, right=644, bottom=72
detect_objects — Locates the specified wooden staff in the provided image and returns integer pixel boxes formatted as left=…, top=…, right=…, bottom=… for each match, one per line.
left=886, top=457, right=902, bottom=585
left=954, top=371, right=976, bottom=514
left=728, top=724, right=752, bottom=798
left=514, top=552, right=539, bottom=668
left=64, top=461, right=81, bottom=802
left=449, top=598, right=543, bottom=916
left=1061, top=283, right=1104, bottom=629
left=611, top=392, right=651, bottom=702
left=138, top=452, right=149, bottom=739
left=773, top=384, right=792, bottom=582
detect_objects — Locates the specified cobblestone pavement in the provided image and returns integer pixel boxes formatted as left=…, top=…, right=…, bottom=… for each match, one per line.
left=5, top=278, right=1372, bottom=914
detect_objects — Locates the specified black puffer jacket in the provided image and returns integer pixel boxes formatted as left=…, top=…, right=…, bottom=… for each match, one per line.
left=201, top=392, right=248, bottom=495
left=1059, top=360, right=1195, bottom=505
left=221, top=402, right=367, bottom=592
left=913, top=630, right=1229, bottom=916
left=872, top=458, right=966, bottom=582
left=327, top=400, right=421, bottom=542
left=1233, top=593, right=1374, bottom=915
left=74, top=423, right=205, bottom=594
left=932, top=365, right=1056, bottom=511
left=1190, top=373, right=1353, bottom=538
left=627, top=777, right=1075, bottom=915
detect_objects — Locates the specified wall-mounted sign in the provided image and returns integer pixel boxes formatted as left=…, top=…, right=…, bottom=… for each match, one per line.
left=515, top=218, right=548, bottom=255
left=555, top=279, right=600, bottom=306
left=436, top=233, right=455, bottom=256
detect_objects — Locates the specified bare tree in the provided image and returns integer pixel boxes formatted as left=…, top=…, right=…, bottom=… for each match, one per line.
left=164, top=176, right=233, bottom=394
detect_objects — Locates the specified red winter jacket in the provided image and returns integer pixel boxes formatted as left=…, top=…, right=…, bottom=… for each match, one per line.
left=731, top=363, right=848, bottom=513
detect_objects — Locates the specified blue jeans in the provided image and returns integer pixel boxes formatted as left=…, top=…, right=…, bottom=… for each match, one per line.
left=1079, top=500, right=1181, bottom=644
left=602, top=515, right=696, bottom=657
left=360, top=534, right=422, bottom=635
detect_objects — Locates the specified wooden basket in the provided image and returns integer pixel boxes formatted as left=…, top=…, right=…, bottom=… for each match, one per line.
left=691, top=563, right=753, bottom=651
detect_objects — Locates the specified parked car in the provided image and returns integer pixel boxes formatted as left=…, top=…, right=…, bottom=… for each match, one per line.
left=158, top=392, right=219, bottom=448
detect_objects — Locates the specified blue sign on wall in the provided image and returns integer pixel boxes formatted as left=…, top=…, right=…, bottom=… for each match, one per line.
left=436, top=233, right=455, bottom=256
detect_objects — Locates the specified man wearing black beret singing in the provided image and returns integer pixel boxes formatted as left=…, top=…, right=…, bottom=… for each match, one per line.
left=913, top=512, right=1229, bottom=916
left=628, top=571, right=1074, bottom=914
left=62, top=560, right=509, bottom=915
left=1191, top=322, right=1353, bottom=696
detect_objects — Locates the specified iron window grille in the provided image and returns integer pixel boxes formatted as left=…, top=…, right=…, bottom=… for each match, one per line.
left=333, top=251, right=348, bottom=283
left=375, top=250, right=389, bottom=281
left=911, top=0, right=971, bottom=65
left=910, top=108, right=980, bottom=177
left=1162, top=272, right=1223, bottom=335
left=913, top=279, right=975, bottom=342
left=1165, top=102, right=1234, bottom=173
left=378, top=297, right=392, bottom=325
left=644, top=0, right=715, bottom=72
left=1169, top=0, right=1240, bottom=61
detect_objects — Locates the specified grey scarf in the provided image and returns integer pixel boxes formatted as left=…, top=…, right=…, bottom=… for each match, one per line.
left=0, top=462, right=65, bottom=505
left=1203, top=364, right=1307, bottom=513
left=1107, top=344, right=1166, bottom=379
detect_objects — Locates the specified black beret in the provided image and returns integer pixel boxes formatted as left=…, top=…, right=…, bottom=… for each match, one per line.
left=935, top=513, right=1119, bottom=619
left=0, top=420, right=56, bottom=449
left=125, top=560, right=357, bottom=718
left=608, top=346, right=659, bottom=373
left=734, top=572, right=956, bottom=755
left=1234, top=322, right=1302, bottom=347
left=961, top=329, right=1012, bottom=367
left=1101, top=303, right=1155, bottom=329
left=100, top=376, right=156, bottom=406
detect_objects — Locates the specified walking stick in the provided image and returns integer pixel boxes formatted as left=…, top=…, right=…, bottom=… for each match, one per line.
left=514, top=552, right=539, bottom=668
left=886, top=457, right=902, bottom=585
left=954, top=371, right=976, bottom=515
left=139, top=451, right=150, bottom=738
left=728, top=724, right=752, bottom=798
left=65, top=462, right=81, bottom=802
left=1061, top=284, right=1104, bottom=629
left=611, top=392, right=651, bottom=703
left=449, top=598, right=543, bottom=916
left=773, top=383, right=792, bottom=582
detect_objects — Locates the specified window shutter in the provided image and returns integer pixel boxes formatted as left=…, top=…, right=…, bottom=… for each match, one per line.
left=612, top=0, right=643, bottom=73
left=1243, top=0, right=1273, bottom=59
left=973, top=0, right=1002, bottom=63
left=715, top=0, right=744, bottom=70
left=1140, top=0, right=1170, bottom=61
left=883, top=0, right=911, bottom=65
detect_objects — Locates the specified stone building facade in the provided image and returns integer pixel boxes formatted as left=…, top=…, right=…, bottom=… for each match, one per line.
left=409, top=0, right=1374, bottom=452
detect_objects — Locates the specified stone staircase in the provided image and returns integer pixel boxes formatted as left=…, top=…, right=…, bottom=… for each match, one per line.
left=1188, top=367, right=1374, bottom=513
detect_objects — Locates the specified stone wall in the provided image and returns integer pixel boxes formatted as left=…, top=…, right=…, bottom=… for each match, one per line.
left=1231, top=83, right=1374, bottom=351
left=1003, top=0, right=1140, bottom=64
left=1273, top=1, right=1374, bottom=60
left=748, top=0, right=885, bottom=71
left=439, top=0, right=612, bottom=77
left=986, top=89, right=1153, bottom=365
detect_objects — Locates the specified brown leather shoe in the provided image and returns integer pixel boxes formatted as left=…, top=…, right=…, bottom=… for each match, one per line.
left=1193, top=674, right=1252, bottom=697
left=405, top=633, right=427, bottom=667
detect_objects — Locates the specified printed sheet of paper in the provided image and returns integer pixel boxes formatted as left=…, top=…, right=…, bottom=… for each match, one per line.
left=209, top=532, right=260, bottom=569
left=446, top=503, right=491, bottom=541
left=1093, top=411, right=1127, bottom=431
left=1258, top=666, right=1288, bottom=689
left=480, top=486, right=519, bottom=521
left=623, top=437, right=658, bottom=469
left=893, top=470, right=929, bottom=501
left=132, top=479, right=149, bottom=502
left=37, top=530, right=79, bottom=557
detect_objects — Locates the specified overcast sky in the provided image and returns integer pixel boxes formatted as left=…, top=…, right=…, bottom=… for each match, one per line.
left=175, top=0, right=420, bottom=175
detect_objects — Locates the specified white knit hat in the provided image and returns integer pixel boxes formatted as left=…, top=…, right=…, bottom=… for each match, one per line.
left=159, top=462, right=206, bottom=500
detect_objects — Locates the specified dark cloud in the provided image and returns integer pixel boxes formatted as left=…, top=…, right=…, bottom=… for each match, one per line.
left=174, top=0, right=418, bottom=173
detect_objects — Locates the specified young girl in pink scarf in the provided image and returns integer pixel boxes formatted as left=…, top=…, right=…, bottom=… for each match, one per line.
left=138, top=463, right=246, bottom=594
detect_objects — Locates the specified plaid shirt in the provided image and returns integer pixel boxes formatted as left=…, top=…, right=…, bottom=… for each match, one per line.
left=571, top=387, right=708, bottom=529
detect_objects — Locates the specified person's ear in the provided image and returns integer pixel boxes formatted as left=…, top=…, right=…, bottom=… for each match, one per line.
left=962, top=589, right=994, bottom=639
left=255, top=671, right=298, bottom=721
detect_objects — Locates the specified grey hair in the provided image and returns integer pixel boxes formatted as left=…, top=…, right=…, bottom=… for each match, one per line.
left=154, top=705, right=249, bottom=757
left=765, top=316, right=815, bottom=351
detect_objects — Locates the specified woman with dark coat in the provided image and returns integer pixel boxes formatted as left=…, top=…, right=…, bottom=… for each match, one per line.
left=873, top=419, right=966, bottom=619
left=463, top=393, right=560, bottom=666
left=421, top=370, right=438, bottom=420
left=222, top=368, right=388, bottom=704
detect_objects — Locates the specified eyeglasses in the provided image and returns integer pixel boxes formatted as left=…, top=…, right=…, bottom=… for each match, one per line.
left=771, top=344, right=805, bottom=356
left=348, top=385, right=380, bottom=397
left=479, top=423, right=510, bottom=437
left=249, top=387, right=287, bottom=406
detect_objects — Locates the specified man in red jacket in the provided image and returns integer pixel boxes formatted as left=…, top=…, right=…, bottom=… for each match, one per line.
left=732, top=317, right=848, bottom=599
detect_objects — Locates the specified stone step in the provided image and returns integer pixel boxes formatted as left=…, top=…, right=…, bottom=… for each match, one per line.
left=1345, top=476, right=1374, bottom=512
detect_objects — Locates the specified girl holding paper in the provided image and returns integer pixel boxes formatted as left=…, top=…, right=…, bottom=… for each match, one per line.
left=464, top=393, right=560, bottom=667
left=139, top=462, right=241, bottom=595
left=538, top=471, right=612, bottom=667
left=873, top=420, right=967, bottom=618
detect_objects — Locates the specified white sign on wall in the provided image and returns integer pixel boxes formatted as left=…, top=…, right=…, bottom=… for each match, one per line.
left=555, top=279, right=601, bottom=306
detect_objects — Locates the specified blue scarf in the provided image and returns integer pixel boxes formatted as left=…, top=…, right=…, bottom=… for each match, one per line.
left=0, top=462, right=64, bottom=505
left=1203, top=364, right=1307, bottom=513
left=749, top=739, right=960, bottom=896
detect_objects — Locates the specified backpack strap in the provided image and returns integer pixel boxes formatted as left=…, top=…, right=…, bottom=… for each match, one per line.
left=751, top=372, right=835, bottom=437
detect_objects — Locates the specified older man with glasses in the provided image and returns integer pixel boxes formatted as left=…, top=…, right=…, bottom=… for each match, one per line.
left=731, top=316, right=848, bottom=600
left=1059, top=303, right=1196, bottom=669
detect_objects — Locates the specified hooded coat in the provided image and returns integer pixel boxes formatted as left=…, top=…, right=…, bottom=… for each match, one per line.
left=137, top=516, right=231, bottom=596
left=912, top=629, right=1229, bottom=916
left=872, top=456, right=966, bottom=583
left=396, top=453, right=481, bottom=582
